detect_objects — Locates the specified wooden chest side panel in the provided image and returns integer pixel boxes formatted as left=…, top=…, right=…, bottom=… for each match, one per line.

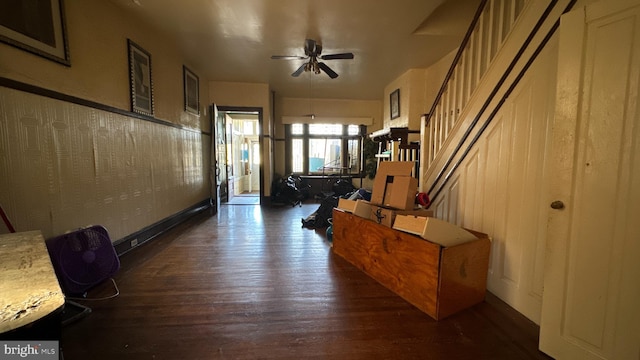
left=332, top=209, right=441, bottom=317
left=437, top=236, right=491, bottom=319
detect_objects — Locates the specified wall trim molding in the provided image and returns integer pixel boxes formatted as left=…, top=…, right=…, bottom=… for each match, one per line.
left=113, top=199, right=212, bottom=255
left=0, top=76, right=206, bottom=135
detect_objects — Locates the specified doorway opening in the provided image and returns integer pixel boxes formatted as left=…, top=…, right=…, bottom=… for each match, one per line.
left=214, top=106, right=263, bottom=206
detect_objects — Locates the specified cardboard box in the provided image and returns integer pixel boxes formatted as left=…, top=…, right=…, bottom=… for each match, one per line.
left=369, top=205, right=433, bottom=227
left=336, top=198, right=371, bottom=220
left=370, top=161, right=418, bottom=210
left=392, top=215, right=478, bottom=247
left=332, top=209, right=490, bottom=320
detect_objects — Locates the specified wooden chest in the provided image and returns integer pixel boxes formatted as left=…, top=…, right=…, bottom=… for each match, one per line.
left=332, top=209, right=491, bottom=320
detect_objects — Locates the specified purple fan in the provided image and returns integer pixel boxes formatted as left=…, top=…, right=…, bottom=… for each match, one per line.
left=46, top=225, right=120, bottom=296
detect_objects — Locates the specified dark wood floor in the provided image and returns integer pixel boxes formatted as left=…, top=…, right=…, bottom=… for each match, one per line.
left=60, top=202, right=553, bottom=360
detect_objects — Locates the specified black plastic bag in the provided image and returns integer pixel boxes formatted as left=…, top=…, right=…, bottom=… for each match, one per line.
left=332, top=179, right=355, bottom=197
left=302, top=195, right=339, bottom=228
left=272, top=175, right=306, bottom=206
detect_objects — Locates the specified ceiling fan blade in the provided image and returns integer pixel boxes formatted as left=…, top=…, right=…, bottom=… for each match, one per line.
left=321, top=53, right=355, bottom=60
left=304, top=39, right=316, bottom=56
left=291, top=64, right=306, bottom=77
left=317, top=62, right=338, bottom=79
left=271, top=55, right=308, bottom=60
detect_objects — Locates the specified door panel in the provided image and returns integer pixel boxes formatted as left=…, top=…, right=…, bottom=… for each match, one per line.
left=216, top=108, right=228, bottom=202
left=251, top=141, right=260, bottom=192
left=209, top=105, right=218, bottom=215
left=540, top=1, right=640, bottom=359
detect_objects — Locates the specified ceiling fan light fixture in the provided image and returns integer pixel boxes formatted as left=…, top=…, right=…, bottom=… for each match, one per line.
left=272, top=39, right=354, bottom=78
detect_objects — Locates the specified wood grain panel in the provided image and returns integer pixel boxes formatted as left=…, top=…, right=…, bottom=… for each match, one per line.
left=438, top=232, right=491, bottom=319
left=332, top=210, right=441, bottom=316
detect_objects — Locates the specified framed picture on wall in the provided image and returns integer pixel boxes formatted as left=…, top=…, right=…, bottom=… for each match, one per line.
left=390, top=88, right=400, bottom=119
left=128, top=39, right=154, bottom=116
left=183, top=66, right=200, bottom=115
left=0, top=0, right=70, bottom=65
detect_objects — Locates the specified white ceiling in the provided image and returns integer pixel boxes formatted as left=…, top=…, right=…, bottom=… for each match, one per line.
left=108, top=0, right=480, bottom=100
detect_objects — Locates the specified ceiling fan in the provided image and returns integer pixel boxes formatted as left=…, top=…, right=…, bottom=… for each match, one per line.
left=271, top=39, right=354, bottom=79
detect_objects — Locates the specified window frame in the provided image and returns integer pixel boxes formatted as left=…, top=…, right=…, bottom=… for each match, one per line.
left=285, top=124, right=365, bottom=176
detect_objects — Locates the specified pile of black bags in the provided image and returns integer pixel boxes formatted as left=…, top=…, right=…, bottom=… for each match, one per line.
left=271, top=175, right=310, bottom=206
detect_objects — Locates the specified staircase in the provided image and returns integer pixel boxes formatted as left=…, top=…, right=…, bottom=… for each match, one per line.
left=420, top=0, right=575, bottom=201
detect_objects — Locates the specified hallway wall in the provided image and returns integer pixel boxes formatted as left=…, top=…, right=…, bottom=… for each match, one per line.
left=0, top=0, right=211, bottom=241
left=0, top=87, right=210, bottom=241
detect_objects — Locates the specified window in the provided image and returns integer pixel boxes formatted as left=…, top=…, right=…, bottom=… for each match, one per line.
left=291, top=123, right=304, bottom=135
left=309, top=138, right=341, bottom=172
left=287, top=123, right=365, bottom=175
left=292, top=138, right=304, bottom=173
left=309, top=124, right=342, bottom=135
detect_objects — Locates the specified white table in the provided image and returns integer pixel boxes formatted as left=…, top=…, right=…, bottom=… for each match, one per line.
left=0, top=231, right=65, bottom=334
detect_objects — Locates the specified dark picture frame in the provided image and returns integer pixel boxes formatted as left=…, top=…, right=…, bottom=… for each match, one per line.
left=127, top=39, right=154, bottom=116
left=183, top=66, right=200, bottom=115
left=390, top=88, right=400, bottom=119
left=0, top=0, right=70, bottom=66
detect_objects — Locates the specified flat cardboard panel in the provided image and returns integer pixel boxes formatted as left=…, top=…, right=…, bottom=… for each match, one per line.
left=337, top=198, right=371, bottom=219
left=371, top=161, right=416, bottom=206
left=353, top=200, right=374, bottom=219
left=370, top=206, right=434, bottom=227
left=393, top=215, right=478, bottom=247
left=382, top=176, right=418, bottom=210
left=337, top=199, right=377, bottom=220
left=337, top=198, right=357, bottom=212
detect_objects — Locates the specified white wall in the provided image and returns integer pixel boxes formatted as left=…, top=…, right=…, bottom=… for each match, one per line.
left=429, top=35, right=559, bottom=324
left=382, top=51, right=456, bottom=131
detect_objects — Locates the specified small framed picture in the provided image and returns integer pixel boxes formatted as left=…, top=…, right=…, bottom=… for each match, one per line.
left=127, top=39, right=154, bottom=116
left=0, top=0, right=70, bottom=65
left=390, top=88, right=400, bottom=119
left=183, top=66, right=200, bottom=115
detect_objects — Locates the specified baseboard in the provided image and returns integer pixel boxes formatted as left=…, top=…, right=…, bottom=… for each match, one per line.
left=113, top=199, right=212, bottom=255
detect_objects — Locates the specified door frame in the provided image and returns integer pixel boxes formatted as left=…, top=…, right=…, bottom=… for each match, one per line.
left=216, top=106, right=264, bottom=204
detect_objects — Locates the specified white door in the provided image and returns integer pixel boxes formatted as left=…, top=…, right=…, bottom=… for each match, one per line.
left=250, top=140, right=260, bottom=192
left=540, top=1, right=640, bottom=359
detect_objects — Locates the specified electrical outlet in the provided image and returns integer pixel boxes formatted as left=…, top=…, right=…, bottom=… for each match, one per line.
left=130, top=238, right=138, bottom=247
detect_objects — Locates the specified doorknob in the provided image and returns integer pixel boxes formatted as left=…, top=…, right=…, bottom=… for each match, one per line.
left=550, top=200, right=565, bottom=210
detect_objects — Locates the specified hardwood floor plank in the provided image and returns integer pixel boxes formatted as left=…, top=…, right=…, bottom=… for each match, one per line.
left=60, top=203, right=551, bottom=360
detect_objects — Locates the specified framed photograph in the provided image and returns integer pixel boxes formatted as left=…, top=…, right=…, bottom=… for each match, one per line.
left=128, top=39, right=154, bottom=116
left=0, top=0, right=70, bottom=65
left=183, top=66, right=200, bottom=115
left=390, top=88, right=400, bottom=119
